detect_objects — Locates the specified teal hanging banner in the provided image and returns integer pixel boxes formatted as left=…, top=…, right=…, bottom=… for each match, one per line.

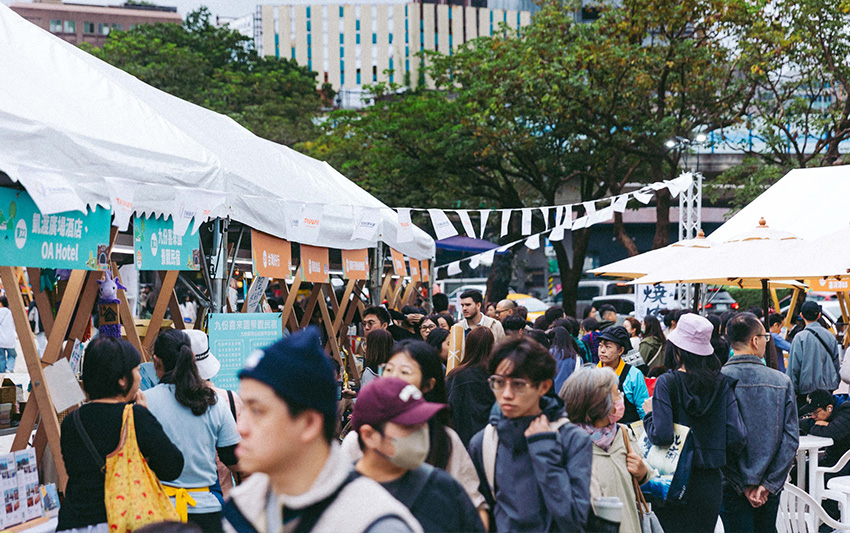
left=0, top=187, right=111, bottom=270
left=208, top=313, right=283, bottom=390
left=133, top=215, right=200, bottom=271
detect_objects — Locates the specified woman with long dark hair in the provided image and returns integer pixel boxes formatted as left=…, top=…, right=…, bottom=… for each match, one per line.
left=426, top=326, right=451, bottom=364
left=145, top=330, right=240, bottom=532
left=58, top=338, right=184, bottom=532
left=640, top=315, right=666, bottom=368
left=549, top=326, right=582, bottom=395
left=340, top=340, right=490, bottom=528
left=446, top=327, right=496, bottom=446
left=361, top=328, right=394, bottom=387
left=643, top=314, right=746, bottom=533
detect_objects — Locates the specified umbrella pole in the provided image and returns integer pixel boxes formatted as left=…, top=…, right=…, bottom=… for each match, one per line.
left=692, top=283, right=701, bottom=314
left=762, top=279, right=777, bottom=370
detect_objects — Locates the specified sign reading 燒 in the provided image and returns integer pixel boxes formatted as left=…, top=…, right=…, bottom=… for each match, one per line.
left=0, top=187, right=110, bottom=270
left=635, top=284, right=677, bottom=321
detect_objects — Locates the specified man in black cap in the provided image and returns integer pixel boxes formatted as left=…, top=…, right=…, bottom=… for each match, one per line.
left=788, top=301, right=841, bottom=402
left=596, top=326, right=649, bottom=424
left=801, top=390, right=850, bottom=470
left=222, top=327, right=422, bottom=533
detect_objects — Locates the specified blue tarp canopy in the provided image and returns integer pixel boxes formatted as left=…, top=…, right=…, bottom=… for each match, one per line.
left=435, top=235, right=508, bottom=253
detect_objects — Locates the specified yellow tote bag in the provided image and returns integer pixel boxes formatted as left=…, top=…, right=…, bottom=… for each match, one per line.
left=104, top=405, right=181, bottom=531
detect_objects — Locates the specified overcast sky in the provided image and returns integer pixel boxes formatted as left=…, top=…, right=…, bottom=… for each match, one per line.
left=2, top=0, right=256, bottom=20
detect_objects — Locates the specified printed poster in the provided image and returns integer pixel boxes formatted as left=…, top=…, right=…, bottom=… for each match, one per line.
left=133, top=215, right=200, bottom=271
left=341, top=249, right=369, bottom=280
left=390, top=248, right=407, bottom=277
left=420, top=259, right=430, bottom=282
left=0, top=187, right=110, bottom=270
left=209, top=313, right=283, bottom=391
left=635, top=284, right=676, bottom=320
left=301, top=245, right=330, bottom=283
left=409, top=258, right=421, bottom=283
left=251, top=230, right=292, bottom=279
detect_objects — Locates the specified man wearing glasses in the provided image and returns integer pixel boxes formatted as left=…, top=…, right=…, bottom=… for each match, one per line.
left=467, top=337, right=592, bottom=532
left=720, top=312, right=798, bottom=532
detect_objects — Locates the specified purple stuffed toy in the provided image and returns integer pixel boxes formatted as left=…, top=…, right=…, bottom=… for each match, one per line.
left=97, top=271, right=126, bottom=338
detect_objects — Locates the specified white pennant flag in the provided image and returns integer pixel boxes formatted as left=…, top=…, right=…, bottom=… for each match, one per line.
left=521, top=208, right=533, bottom=235
left=572, top=216, right=588, bottom=230
left=583, top=201, right=597, bottom=218
left=555, top=206, right=566, bottom=228
left=500, top=210, right=512, bottom=237
left=480, top=249, right=496, bottom=266
left=633, top=189, right=654, bottom=204
left=525, top=234, right=541, bottom=250
left=457, top=210, right=477, bottom=239
left=595, top=206, right=614, bottom=224
left=447, top=261, right=462, bottom=276
left=469, top=255, right=481, bottom=269
left=650, top=181, right=668, bottom=191
left=613, top=195, right=629, bottom=213
left=397, top=208, right=413, bottom=243
left=479, top=210, right=490, bottom=239
left=352, top=208, right=382, bottom=241
left=539, top=207, right=551, bottom=230
left=428, top=209, right=459, bottom=240
left=550, top=225, right=565, bottom=242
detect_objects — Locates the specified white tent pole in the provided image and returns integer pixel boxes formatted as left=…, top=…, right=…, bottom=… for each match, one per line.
left=211, top=218, right=228, bottom=313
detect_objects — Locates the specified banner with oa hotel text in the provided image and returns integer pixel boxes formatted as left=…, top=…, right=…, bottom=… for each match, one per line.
left=251, top=230, right=292, bottom=279
left=0, top=187, right=110, bottom=270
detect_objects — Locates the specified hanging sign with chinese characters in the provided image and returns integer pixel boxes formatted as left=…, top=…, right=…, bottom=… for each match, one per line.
left=635, top=284, right=677, bottom=320
left=133, top=215, right=200, bottom=271
left=0, top=187, right=111, bottom=270
left=209, top=313, right=283, bottom=391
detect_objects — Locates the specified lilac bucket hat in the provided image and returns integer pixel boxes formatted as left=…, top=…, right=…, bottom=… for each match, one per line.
left=667, top=313, right=714, bottom=356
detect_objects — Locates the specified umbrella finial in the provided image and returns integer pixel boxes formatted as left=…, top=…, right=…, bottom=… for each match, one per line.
left=697, top=229, right=705, bottom=238
left=758, top=217, right=767, bottom=227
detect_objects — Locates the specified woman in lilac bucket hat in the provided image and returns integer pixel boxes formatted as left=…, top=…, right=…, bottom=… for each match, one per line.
left=642, top=313, right=746, bottom=533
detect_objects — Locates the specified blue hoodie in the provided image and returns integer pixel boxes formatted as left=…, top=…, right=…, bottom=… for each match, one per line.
left=468, top=396, right=592, bottom=532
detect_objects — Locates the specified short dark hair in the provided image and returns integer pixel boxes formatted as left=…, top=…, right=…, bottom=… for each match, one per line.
left=0, top=296, right=7, bottom=308
left=82, top=337, right=141, bottom=400
left=515, top=306, right=528, bottom=320
left=489, top=337, right=556, bottom=384
left=363, top=306, right=391, bottom=325
left=287, top=397, right=337, bottom=444
left=768, top=313, right=784, bottom=328
left=598, top=304, right=617, bottom=317
left=524, top=329, right=551, bottom=350
left=435, top=312, right=455, bottom=328
left=746, top=306, right=764, bottom=319
left=459, top=289, right=483, bottom=304
left=503, top=315, right=527, bottom=333
left=432, top=293, right=449, bottom=313
left=727, top=312, right=765, bottom=347
left=544, top=306, right=565, bottom=323
left=581, top=317, right=600, bottom=332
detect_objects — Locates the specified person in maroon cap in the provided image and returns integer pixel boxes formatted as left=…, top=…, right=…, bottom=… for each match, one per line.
left=352, top=377, right=485, bottom=533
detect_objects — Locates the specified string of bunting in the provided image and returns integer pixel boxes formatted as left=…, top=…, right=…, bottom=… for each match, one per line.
left=394, top=174, right=694, bottom=244
left=433, top=173, right=694, bottom=277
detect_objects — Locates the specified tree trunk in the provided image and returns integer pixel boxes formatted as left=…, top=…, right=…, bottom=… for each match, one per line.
left=486, top=249, right=514, bottom=304
left=652, top=188, right=672, bottom=250
left=613, top=212, right=639, bottom=257
left=556, top=228, right=591, bottom=317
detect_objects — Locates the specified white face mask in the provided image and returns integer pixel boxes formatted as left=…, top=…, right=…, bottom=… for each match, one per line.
left=384, top=425, right=430, bottom=470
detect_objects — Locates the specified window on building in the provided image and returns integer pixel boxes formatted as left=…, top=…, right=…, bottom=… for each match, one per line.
left=307, top=20, right=311, bottom=31
left=98, top=22, right=110, bottom=35
left=372, top=33, right=376, bottom=44
left=49, top=19, right=62, bottom=32
left=306, top=6, right=311, bottom=17
left=63, top=20, right=76, bottom=33
left=372, top=65, right=377, bottom=82
left=111, top=23, right=122, bottom=31
left=356, top=68, right=361, bottom=84
left=82, top=21, right=95, bottom=34
left=291, top=47, right=296, bottom=58
left=340, top=46, right=344, bottom=56
left=389, top=33, right=393, bottom=44
left=339, top=6, right=344, bottom=17
left=307, top=34, right=311, bottom=45
left=356, top=34, right=360, bottom=44
left=340, top=33, right=344, bottom=44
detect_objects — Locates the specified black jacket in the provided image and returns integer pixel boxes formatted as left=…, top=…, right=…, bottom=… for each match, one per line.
left=808, top=401, right=850, bottom=468
left=446, top=366, right=495, bottom=447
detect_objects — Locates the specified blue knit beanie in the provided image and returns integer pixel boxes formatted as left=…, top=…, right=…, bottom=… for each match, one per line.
left=239, top=326, right=337, bottom=418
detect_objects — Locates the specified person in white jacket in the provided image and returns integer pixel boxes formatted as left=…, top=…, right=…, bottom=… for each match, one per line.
left=0, top=297, right=18, bottom=373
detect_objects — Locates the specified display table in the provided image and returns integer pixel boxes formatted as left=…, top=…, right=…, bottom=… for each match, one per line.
left=797, top=435, right=834, bottom=501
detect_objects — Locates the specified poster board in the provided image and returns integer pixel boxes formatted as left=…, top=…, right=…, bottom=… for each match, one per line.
left=635, top=284, right=676, bottom=320
left=409, top=258, right=421, bottom=283
left=209, top=313, right=283, bottom=391
left=301, top=245, right=330, bottom=283
left=420, top=259, right=430, bottom=282
left=251, top=230, right=292, bottom=279
left=341, top=249, right=369, bottom=280
left=390, top=248, right=407, bottom=277
left=133, top=215, right=200, bottom=271
left=0, top=187, right=110, bottom=270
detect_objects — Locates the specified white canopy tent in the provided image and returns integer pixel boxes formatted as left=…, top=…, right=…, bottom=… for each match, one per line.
left=0, top=4, right=434, bottom=259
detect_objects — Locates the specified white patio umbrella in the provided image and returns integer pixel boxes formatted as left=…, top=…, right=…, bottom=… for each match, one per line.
left=587, top=230, right=716, bottom=280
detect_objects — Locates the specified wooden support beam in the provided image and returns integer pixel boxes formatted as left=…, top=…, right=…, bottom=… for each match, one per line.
left=166, top=282, right=185, bottom=330
left=299, top=285, right=323, bottom=330
left=43, top=270, right=86, bottom=365
left=380, top=273, right=393, bottom=303
left=783, top=289, right=800, bottom=330
left=27, top=267, right=54, bottom=338
left=112, top=263, right=144, bottom=359
left=400, top=281, right=417, bottom=309
left=142, top=270, right=179, bottom=351
left=390, top=281, right=404, bottom=311
left=316, top=286, right=342, bottom=366
left=60, top=272, right=100, bottom=363
left=332, top=279, right=357, bottom=336
left=0, top=267, right=68, bottom=491
left=280, top=269, right=302, bottom=334
left=195, top=307, right=208, bottom=330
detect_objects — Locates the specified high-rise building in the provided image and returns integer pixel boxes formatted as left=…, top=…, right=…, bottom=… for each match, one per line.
left=254, top=0, right=532, bottom=97
left=10, top=1, right=182, bottom=47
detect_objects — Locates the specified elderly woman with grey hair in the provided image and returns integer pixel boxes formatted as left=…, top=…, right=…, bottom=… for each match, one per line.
left=560, top=367, right=656, bottom=533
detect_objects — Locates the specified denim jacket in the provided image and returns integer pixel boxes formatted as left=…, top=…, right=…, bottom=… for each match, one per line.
left=721, top=354, right=799, bottom=494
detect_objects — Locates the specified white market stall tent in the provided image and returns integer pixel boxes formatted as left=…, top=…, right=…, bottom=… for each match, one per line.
left=0, top=3, right=434, bottom=260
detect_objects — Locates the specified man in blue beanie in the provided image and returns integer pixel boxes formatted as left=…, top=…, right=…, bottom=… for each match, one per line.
left=222, top=327, right=422, bottom=533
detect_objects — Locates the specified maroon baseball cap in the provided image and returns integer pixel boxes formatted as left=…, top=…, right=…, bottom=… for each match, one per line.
left=351, top=377, right=447, bottom=432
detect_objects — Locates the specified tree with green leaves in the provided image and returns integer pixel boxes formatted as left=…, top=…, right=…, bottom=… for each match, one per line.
left=81, top=8, right=327, bottom=146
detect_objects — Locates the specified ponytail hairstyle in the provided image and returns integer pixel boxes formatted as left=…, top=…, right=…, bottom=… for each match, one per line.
left=153, top=329, right=217, bottom=415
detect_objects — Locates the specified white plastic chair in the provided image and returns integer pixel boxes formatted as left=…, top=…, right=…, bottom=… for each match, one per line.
left=816, top=448, right=850, bottom=517
left=777, top=482, right=850, bottom=533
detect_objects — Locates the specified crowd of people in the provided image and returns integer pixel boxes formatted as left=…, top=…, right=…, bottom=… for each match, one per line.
left=56, top=288, right=850, bottom=533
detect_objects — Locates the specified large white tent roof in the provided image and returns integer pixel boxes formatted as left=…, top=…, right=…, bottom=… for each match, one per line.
left=0, top=4, right=434, bottom=259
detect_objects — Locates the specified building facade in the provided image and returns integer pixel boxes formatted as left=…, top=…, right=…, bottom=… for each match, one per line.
left=255, top=0, right=532, bottom=93
left=10, top=1, right=182, bottom=47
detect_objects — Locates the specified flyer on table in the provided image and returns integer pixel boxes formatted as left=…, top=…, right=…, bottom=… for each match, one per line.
left=0, top=187, right=110, bottom=270
left=133, top=214, right=200, bottom=271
